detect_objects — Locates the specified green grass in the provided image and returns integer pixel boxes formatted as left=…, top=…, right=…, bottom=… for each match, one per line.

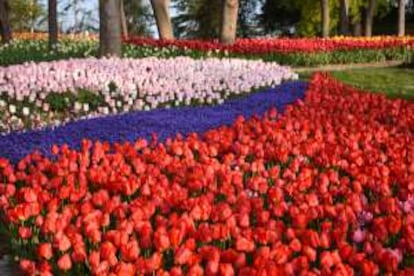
left=299, top=67, right=414, bottom=100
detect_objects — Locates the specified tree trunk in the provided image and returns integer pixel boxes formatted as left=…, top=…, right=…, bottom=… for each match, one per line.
left=398, top=0, right=405, bottom=37
left=120, top=0, right=128, bottom=39
left=99, top=0, right=122, bottom=57
left=48, top=0, right=58, bottom=50
left=0, top=0, right=12, bottom=43
left=220, top=0, right=239, bottom=45
left=150, top=0, right=174, bottom=40
left=352, top=20, right=362, bottom=36
left=364, top=0, right=376, bottom=37
left=321, top=0, right=329, bottom=38
left=339, top=0, right=349, bottom=35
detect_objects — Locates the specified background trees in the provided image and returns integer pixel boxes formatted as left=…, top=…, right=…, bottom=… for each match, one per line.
left=220, top=0, right=239, bottom=44
left=0, top=0, right=12, bottom=43
left=0, top=0, right=412, bottom=47
left=48, top=0, right=58, bottom=49
left=151, top=0, right=174, bottom=39
left=99, top=0, right=122, bottom=56
left=122, top=0, right=154, bottom=37
left=321, top=0, right=330, bottom=37
left=398, top=0, right=406, bottom=36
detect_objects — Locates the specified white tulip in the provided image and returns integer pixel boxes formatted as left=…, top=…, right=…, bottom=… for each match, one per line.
left=22, top=107, right=30, bottom=116
left=9, top=104, right=16, bottom=114
left=74, top=102, right=82, bottom=111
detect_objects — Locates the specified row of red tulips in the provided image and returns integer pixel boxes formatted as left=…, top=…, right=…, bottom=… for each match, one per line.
left=0, top=73, right=413, bottom=275
left=125, top=36, right=414, bottom=54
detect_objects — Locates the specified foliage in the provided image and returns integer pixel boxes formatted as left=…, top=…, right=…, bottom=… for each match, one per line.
left=259, top=0, right=400, bottom=36
left=123, top=0, right=154, bottom=37
left=237, top=0, right=262, bottom=37
left=258, top=0, right=300, bottom=36
left=294, top=0, right=339, bottom=36
left=172, top=0, right=261, bottom=39
left=172, top=0, right=222, bottom=39
left=60, top=0, right=99, bottom=32
left=9, top=0, right=46, bottom=32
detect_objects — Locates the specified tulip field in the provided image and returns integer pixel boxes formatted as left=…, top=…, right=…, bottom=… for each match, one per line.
left=1, top=35, right=413, bottom=66
left=0, top=57, right=295, bottom=133
left=0, top=36, right=413, bottom=275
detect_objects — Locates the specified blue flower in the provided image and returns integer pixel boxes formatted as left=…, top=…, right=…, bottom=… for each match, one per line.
left=0, top=81, right=307, bottom=163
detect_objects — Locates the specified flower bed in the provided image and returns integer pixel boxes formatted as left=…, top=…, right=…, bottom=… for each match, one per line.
left=12, top=32, right=98, bottom=41
left=1, top=36, right=413, bottom=67
left=125, top=36, right=414, bottom=66
left=126, top=36, right=414, bottom=54
left=0, top=39, right=97, bottom=66
left=0, top=57, right=296, bottom=133
left=0, top=81, right=306, bottom=163
left=0, top=74, right=413, bottom=275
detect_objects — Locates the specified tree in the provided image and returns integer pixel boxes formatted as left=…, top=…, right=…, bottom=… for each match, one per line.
left=48, top=0, right=58, bottom=49
left=172, top=0, right=258, bottom=39
left=151, top=0, right=174, bottom=39
left=123, top=0, right=154, bottom=37
left=9, top=0, right=45, bottom=32
left=398, top=0, right=405, bottom=36
left=339, top=0, right=350, bottom=35
left=365, top=0, right=376, bottom=36
left=258, top=0, right=300, bottom=36
left=237, top=0, right=261, bottom=37
left=99, top=0, right=122, bottom=57
left=0, top=0, right=12, bottom=43
left=60, top=0, right=99, bottom=33
left=321, top=0, right=330, bottom=37
left=220, top=0, right=239, bottom=44
left=120, top=0, right=128, bottom=38
left=173, top=0, right=220, bottom=39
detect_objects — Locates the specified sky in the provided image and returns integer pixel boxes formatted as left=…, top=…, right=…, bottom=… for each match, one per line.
left=39, top=0, right=157, bottom=34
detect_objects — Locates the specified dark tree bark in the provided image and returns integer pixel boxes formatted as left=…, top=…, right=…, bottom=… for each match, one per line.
left=321, top=0, right=329, bottom=38
left=0, top=0, right=12, bottom=43
left=398, top=0, right=405, bottom=37
left=339, top=0, right=349, bottom=35
left=99, top=0, right=122, bottom=57
left=151, top=0, right=174, bottom=40
left=48, top=0, right=58, bottom=50
left=220, top=0, right=239, bottom=44
left=365, top=0, right=376, bottom=37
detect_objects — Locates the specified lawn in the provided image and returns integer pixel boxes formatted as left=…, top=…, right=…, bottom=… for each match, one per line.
left=299, top=67, right=414, bottom=99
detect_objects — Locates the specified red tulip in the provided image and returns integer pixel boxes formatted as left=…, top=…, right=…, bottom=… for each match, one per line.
left=219, top=263, right=234, bottom=276
left=114, top=262, right=136, bottom=276
left=18, top=226, right=32, bottom=239
left=175, top=247, right=193, bottom=265
left=235, top=236, right=255, bottom=252
left=57, top=253, right=72, bottom=271
left=54, top=232, right=72, bottom=252
left=38, top=243, right=53, bottom=260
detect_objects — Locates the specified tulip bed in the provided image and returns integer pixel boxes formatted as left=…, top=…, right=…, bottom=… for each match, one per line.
left=125, top=36, right=414, bottom=66
left=0, top=56, right=296, bottom=133
left=0, top=39, right=98, bottom=66
left=0, top=81, right=306, bottom=163
left=1, top=35, right=414, bottom=67
left=0, top=73, right=413, bottom=275
left=126, top=36, right=414, bottom=54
